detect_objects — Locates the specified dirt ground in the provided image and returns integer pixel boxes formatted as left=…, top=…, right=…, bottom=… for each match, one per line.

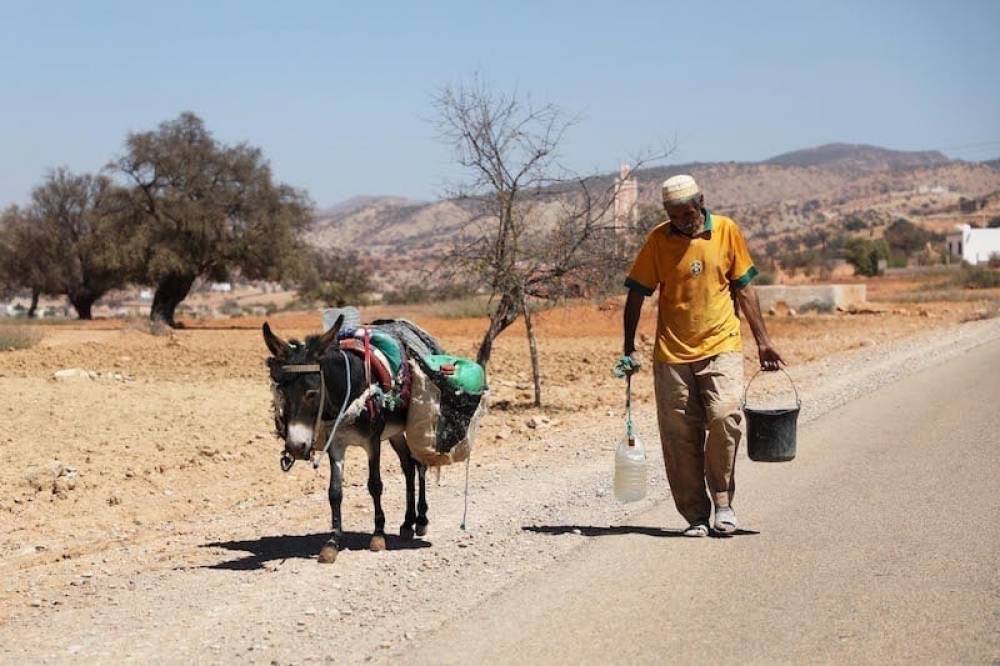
left=1, top=277, right=998, bottom=628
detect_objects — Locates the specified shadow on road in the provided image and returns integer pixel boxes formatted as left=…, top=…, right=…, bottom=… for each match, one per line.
left=523, top=525, right=760, bottom=539
left=201, top=531, right=431, bottom=570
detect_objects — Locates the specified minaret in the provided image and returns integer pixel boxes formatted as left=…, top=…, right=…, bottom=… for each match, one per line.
left=614, top=163, right=639, bottom=233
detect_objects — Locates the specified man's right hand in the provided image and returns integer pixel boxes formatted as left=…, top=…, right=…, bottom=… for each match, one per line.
left=613, top=354, right=642, bottom=378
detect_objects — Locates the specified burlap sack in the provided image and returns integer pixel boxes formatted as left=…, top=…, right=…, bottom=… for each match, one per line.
left=405, top=359, right=481, bottom=466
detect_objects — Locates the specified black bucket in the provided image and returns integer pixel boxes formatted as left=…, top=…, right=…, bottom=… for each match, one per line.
left=743, top=369, right=800, bottom=462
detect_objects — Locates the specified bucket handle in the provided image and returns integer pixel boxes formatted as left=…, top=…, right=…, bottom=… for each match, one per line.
left=742, top=368, right=801, bottom=409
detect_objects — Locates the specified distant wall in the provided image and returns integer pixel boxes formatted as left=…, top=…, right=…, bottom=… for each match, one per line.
left=755, top=284, right=867, bottom=312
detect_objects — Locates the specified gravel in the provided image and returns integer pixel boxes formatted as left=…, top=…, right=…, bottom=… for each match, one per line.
left=2, top=317, right=998, bottom=664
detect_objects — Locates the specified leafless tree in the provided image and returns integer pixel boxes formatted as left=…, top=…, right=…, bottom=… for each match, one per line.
left=433, top=76, right=670, bottom=406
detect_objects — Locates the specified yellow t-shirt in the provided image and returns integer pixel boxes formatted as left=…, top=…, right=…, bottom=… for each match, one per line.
left=625, top=210, right=757, bottom=364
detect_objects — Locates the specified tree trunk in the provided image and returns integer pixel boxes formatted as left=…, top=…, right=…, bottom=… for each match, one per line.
left=69, top=292, right=97, bottom=320
left=476, top=292, right=520, bottom=367
left=27, top=288, right=40, bottom=318
left=150, top=274, right=196, bottom=327
left=521, top=294, right=542, bottom=407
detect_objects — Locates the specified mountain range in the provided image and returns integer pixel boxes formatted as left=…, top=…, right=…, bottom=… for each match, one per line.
left=308, top=143, right=1000, bottom=286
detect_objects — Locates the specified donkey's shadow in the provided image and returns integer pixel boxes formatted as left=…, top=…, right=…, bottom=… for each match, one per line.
left=202, top=532, right=431, bottom=570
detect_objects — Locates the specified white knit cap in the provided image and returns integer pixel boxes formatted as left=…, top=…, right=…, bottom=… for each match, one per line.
left=661, top=174, right=700, bottom=204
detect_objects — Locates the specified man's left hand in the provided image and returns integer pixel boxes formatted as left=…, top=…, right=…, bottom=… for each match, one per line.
left=758, top=343, right=785, bottom=371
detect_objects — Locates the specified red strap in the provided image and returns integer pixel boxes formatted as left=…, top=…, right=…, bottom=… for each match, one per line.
left=338, top=339, right=393, bottom=391
left=362, top=328, right=375, bottom=417
left=363, top=327, right=373, bottom=387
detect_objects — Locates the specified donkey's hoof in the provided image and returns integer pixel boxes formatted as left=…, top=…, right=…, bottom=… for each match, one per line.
left=415, top=523, right=429, bottom=537
left=369, top=535, right=387, bottom=552
left=317, top=545, right=338, bottom=564
left=400, top=526, right=415, bottom=541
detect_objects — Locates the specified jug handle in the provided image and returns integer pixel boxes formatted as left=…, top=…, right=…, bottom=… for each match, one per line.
left=743, top=368, right=800, bottom=409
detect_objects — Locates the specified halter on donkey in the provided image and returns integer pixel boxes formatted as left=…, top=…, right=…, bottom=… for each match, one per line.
left=264, top=316, right=429, bottom=563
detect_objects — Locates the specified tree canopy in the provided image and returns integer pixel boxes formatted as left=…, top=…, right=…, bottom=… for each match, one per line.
left=26, top=168, right=127, bottom=318
left=0, top=205, right=63, bottom=317
left=112, top=112, right=312, bottom=325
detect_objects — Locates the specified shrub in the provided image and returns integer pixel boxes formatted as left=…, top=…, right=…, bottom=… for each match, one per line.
left=297, top=248, right=373, bottom=307
left=383, top=280, right=479, bottom=305
left=0, top=324, right=43, bottom=350
left=844, top=238, right=889, bottom=277
left=754, top=271, right=776, bottom=286
left=798, top=300, right=834, bottom=314
left=961, top=302, right=1000, bottom=322
left=220, top=299, right=244, bottom=316
left=430, top=296, right=494, bottom=319
left=955, top=265, right=1000, bottom=289
left=842, top=215, right=867, bottom=231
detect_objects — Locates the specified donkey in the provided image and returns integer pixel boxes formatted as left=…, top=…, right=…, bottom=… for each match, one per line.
left=263, top=316, right=429, bottom=563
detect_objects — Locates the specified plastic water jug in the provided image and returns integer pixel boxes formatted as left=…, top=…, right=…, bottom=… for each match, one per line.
left=614, top=434, right=647, bottom=502
left=614, top=374, right=647, bottom=502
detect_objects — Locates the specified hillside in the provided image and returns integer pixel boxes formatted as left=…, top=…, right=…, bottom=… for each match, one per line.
left=763, top=143, right=948, bottom=169
left=308, top=143, right=1000, bottom=287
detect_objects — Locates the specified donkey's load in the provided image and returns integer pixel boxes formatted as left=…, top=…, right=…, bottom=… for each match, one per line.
left=405, top=354, right=487, bottom=467
left=320, top=315, right=488, bottom=467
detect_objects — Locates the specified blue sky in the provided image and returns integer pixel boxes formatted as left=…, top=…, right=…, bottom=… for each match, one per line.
left=1, top=0, right=998, bottom=207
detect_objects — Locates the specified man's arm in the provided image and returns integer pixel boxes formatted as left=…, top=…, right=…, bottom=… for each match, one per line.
left=734, top=284, right=785, bottom=371
left=623, top=288, right=645, bottom=355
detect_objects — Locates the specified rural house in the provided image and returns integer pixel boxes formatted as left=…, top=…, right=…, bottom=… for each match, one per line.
left=946, top=224, right=1000, bottom=264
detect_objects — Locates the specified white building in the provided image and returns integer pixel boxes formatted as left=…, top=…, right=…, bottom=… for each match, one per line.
left=613, top=163, right=638, bottom=233
left=946, top=224, right=1000, bottom=265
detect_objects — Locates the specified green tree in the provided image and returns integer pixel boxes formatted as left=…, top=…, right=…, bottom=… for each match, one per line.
left=297, top=248, right=374, bottom=306
left=844, top=238, right=889, bottom=277
left=0, top=205, right=63, bottom=317
left=113, top=112, right=311, bottom=326
left=884, top=218, right=934, bottom=257
left=26, top=168, right=128, bottom=319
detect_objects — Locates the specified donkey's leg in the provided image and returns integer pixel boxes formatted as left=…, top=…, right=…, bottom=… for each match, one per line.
left=367, top=439, right=387, bottom=552
left=319, top=445, right=346, bottom=564
left=390, top=434, right=417, bottom=540
left=415, top=461, right=430, bottom=537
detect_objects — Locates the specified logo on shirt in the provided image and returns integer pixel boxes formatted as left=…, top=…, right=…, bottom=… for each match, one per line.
left=690, top=260, right=703, bottom=277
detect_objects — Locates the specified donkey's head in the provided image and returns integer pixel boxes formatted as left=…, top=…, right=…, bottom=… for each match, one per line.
left=263, top=315, right=344, bottom=460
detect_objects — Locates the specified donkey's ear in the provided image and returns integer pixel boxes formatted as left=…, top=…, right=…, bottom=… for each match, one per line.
left=316, top=314, right=344, bottom=353
left=262, top=321, right=290, bottom=358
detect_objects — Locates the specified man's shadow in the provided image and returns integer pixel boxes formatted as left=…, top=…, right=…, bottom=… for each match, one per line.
left=201, top=531, right=431, bottom=570
left=523, top=525, right=759, bottom=539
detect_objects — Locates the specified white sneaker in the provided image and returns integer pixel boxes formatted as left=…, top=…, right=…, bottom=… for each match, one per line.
left=683, top=522, right=710, bottom=537
left=714, top=506, right=737, bottom=534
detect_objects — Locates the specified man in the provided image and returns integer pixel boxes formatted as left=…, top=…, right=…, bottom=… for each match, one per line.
left=617, top=174, right=784, bottom=537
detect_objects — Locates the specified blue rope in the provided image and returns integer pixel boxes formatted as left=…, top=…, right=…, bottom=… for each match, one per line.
left=313, top=350, right=353, bottom=469
left=625, top=374, right=635, bottom=441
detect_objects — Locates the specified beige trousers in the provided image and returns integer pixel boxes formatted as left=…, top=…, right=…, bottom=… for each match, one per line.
left=653, top=352, right=745, bottom=524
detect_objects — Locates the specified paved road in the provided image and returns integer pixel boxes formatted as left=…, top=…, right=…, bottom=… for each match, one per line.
left=409, top=338, right=1000, bottom=664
